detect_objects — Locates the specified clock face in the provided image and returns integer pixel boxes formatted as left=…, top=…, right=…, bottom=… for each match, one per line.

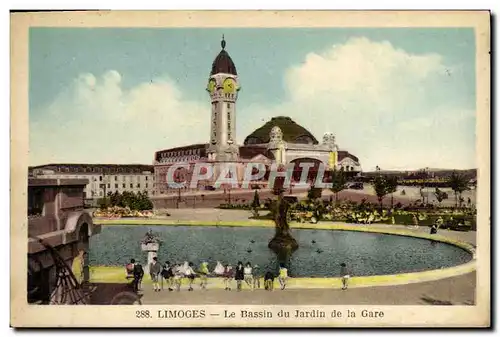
left=223, top=78, right=236, bottom=93
left=207, top=79, right=216, bottom=93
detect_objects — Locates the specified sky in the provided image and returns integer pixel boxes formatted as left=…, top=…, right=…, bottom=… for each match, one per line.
left=29, top=27, right=476, bottom=171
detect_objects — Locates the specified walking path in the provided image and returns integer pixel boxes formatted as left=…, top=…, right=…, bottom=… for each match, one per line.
left=139, top=272, right=475, bottom=305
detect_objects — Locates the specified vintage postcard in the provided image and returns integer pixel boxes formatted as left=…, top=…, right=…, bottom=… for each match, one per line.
left=11, top=10, right=490, bottom=328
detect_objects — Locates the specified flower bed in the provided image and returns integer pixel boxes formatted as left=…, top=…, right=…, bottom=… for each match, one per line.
left=287, top=200, right=476, bottom=231
left=93, top=206, right=154, bottom=218
left=217, top=203, right=268, bottom=210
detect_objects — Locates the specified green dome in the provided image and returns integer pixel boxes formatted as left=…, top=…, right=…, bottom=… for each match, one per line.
left=243, top=116, right=319, bottom=145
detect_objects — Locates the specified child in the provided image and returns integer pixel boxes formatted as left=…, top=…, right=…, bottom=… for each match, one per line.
left=198, top=261, right=209, bottom=290
left=125, top=260, right=134, bottom=280
left=430, top=223, right=438, bottom=235
left=173, top=264, right=183, bottom=291
left=213, top=261, right=225, bottom=276
left=243, top=262, right=253, bottom=290
left=161, top=261, right=174, bottom=291
left=223, top=264, right=233, bottom=291
left=340, top=263, right=350, bottom=290
left=264, top=271, right=274, bottom=291
left=278, top=265, right=288, bottom=290
left=149, top=257, right=161, bottom=292
left=185, top=262, right=196, bottom=291
left=234, top=261, right=245, bottom=291
left=252, top=264, right=261, bottom=289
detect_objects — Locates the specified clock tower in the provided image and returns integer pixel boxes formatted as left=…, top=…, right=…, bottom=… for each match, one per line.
left=206, top=36, right=240, bottom=162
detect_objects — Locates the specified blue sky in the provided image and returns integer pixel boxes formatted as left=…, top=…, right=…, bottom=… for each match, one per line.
left=29, top=27, right=476, bottom=170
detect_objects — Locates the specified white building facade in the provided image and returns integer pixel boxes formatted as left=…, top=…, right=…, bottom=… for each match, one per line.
left=29, top=164, right=155, bottom=202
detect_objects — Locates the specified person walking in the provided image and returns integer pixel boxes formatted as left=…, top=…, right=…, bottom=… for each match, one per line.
left=149, top=257, right=161, bottom=292
left=340, top=263, right=350, bottom=290
left=234, top=261, right=245, bottom=291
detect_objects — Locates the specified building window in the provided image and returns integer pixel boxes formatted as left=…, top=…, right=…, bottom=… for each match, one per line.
left=146, top=183, right=148, bottom=188
left=107, top=183, right=110, bottom=188
left=137, top=183, right=140, bottom=188
left=115, top=176, right=117, bottom=181
left=115, top=184, right=118, bottom=188
left=227, top=103, right=230, bottom=108
left=122, top=183, right=126, bottom=188
left=99, top=176, right=103, bottom=181
left=145, top=176, right=148, bottom=181
left=130, top=183, right=133, bottom=188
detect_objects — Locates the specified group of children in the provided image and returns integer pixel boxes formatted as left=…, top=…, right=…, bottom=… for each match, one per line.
left=127, top=258, right=351, bottom=292
left=127, top=258, right=290, bottom=292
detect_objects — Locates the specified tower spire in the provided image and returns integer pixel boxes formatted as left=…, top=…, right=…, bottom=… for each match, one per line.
left=221, top=34, right=226, bottom=50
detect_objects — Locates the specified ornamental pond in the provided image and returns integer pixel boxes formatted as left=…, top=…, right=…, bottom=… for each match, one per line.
left=88, top=225, right=472, bottom=277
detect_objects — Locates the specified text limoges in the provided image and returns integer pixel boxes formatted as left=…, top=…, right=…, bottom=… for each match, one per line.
left=158, top=310, right=206, bottom=319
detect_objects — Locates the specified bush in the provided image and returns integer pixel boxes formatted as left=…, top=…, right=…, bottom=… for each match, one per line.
left=102, top=191, right=153, bottom=211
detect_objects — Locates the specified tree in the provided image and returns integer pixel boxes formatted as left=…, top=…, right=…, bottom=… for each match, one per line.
left=109, top=191, right=121, bottom=207
left=448, top=171, right=470, bottom=208
left=137, top=191, right=153, bottom=210
left=250, top=190, right=260, bottom=217
left=104, top=190, right=153, bottom=211
left=307, top=186, right=323, bottom=200
left=97, top=197, right=110, bottom=210
left=385, top=176, right=398, bottom=209
left=372, top=175, right=389, bottom=210
left=251, top=190, right=260, bottom=208
left=330, top=169, right=347, bottom=203
left=434, top=187, right=448, bottom=207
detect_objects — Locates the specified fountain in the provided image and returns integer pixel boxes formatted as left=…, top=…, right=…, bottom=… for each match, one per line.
left=268, top=189, right=299, bottom=255
left=140, top=230, right=161, bottom=273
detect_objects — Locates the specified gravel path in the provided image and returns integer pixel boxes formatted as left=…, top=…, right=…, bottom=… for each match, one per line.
left=139, top=272, right=475, bottom=305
